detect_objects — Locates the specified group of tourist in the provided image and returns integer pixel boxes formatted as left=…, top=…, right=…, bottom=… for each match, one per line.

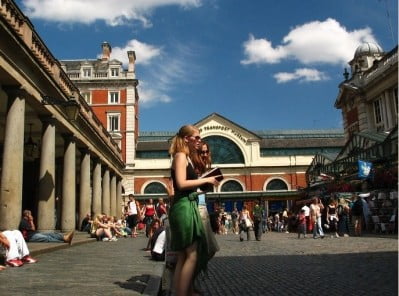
left=295, top=193, right=372, bottom=239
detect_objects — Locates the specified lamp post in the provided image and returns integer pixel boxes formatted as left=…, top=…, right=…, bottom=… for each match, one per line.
left=41, top=94, right=80, bottom=121
left=24, top=123, right=38, bottom=157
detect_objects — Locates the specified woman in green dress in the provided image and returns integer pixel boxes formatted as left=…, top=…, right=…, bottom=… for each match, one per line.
left=168, top=125, right=220, bottom=296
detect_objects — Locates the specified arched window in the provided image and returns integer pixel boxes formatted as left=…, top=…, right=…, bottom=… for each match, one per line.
left=203, top=136, right=244, bottom=164
left=266, top=179, right=288, bottom=191
left=144, top=182, right=166, bottom=194
left=221, top=180, right=244, bottom=192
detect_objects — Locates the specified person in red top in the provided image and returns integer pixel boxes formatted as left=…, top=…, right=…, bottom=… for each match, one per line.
left=141, top=198, right=158, bottom=237
left=156, top=197, right=168, bottom=225
left=297, top=209, right=307, bottom=239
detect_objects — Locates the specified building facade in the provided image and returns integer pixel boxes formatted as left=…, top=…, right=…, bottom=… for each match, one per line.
left=134, top=113, right=345, bottom=214
left=307, top=43, right=398, bottom=188
left=60, top=43, right=139, bottom=194
left=0, top=0, right=125, bottom=231
left=335, top=43, right=398, bottom=140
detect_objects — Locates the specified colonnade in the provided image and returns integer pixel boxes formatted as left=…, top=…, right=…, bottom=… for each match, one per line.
left=0, top=88, right=124, bottom=231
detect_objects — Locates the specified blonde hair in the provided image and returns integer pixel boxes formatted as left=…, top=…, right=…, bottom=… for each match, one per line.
left=93, top=214, right=103, bottom=226
left=168, top=125, right=199, bottom=156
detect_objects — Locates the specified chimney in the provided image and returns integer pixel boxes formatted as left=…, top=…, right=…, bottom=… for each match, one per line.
left=128, top=50, right=136, bottom=73
left=101, top=42, right=112, bottom=61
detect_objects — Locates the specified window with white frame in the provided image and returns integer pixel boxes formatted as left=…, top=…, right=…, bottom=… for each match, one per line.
left=373, top=98, right=384, bottom=130
left=109, top=91, right=119, bottom=104
left=81, top=92, right=91, bottom=104
left=110, top=68, right=119, bottom=77
left=107, top=113, right=120, bottom=132
left=82, top=68, right=92, bottom=78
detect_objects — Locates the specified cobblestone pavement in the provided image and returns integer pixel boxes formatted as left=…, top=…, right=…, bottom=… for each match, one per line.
left=0, top=235, right=163, bottom=296
left=163, top=232, right=398, bottom=296
left=0, top=231, right=397, bottom=296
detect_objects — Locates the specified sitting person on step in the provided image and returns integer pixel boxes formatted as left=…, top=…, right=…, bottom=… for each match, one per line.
left=90, top=214, right=117, bottom=242
left=0, top=230, right=37, bottom=268
left=19, top=210, right=74, bottom=244
left=150, top=219, right=166, bottom=261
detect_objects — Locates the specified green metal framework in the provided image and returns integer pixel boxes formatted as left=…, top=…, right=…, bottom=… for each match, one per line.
left=306, top=126, right=398, bottom=185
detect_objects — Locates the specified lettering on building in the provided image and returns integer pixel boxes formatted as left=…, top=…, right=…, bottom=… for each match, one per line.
left=200, top=125, right=247, bottom=144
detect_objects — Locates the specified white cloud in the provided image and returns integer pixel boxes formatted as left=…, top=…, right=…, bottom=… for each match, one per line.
left=241, top=34, right=286, bottom=64
left=21, top=0, right=201, bottom=27
left=138, top=84, right=172, bottom=107
left=104, top=40, right=162, bottom=65
left=274, top=68, right=329, bottom=83
left=241, top=18, right=378, bottom=66
left=137, top=42, right=202, bottom=107
left=96, top=39, right=198, bottom=106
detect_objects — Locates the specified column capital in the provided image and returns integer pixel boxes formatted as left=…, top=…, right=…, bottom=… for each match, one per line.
left=79, top=147, right=91, bottom=155
left=61, top=133, right=77, bottom=143
left=2, top=86, right=29, bottom=99
left=39, top=115, right=57, bottom=125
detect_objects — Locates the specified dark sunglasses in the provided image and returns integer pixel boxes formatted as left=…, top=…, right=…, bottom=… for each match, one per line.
left=201, top=150, right=209, bottom=155
left=189, top=136, right=202, bottom=141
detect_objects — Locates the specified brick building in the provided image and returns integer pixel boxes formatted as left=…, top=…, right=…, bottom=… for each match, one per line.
left=134, top=113, right=345, bottom=214
left=60, top=42, right=139, bottom=194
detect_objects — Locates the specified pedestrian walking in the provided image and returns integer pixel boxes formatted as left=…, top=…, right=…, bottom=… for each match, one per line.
left=239, top=205, right=252, bottom=241
left=310, top=197, right=325, bottom=239
left=253, top=201, right=263, bottom=241
left=297, top=209, right=307, bottom=238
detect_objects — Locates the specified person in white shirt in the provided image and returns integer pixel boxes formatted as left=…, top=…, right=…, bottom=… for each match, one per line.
left=150, top=220, right=166, bottom=261
left=301, top=204, right=310, bottom=233
left=310, top=197, right=325, bottom=239
left=127, top=194, right=139, bottom=237
left=0, top=230, right=37, bottom=268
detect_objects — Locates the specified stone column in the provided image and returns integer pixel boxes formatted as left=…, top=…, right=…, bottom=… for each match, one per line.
left=92, top=160, right=102, bottom=215
left=116, top=178, right=123, bottom=217
left=37, top=117, right=56, bottom=231
left=0, top=88, right=25, bottom=230
left=79, top=148, right=91, bottom=228
left=102, top=168, right=110, bottom=215
left=110, top=173, right=116, bottom=217
left=61, top=135, right=76, bottom=231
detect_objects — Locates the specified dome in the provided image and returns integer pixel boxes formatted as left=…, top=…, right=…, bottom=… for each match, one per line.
left=354, top=42, right=384, bottom=58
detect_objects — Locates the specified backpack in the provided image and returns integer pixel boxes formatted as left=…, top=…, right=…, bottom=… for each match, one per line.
left=351, top=199, right=363, bottom=216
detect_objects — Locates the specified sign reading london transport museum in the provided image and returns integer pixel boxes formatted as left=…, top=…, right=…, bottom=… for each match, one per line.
left=200, top=125, right=248, bottom=144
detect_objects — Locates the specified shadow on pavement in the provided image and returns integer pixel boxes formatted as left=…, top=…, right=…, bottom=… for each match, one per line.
left=114, top=274, right=150, bottom=293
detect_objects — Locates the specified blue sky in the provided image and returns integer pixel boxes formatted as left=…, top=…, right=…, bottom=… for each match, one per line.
left=16, top=0, right=398, bottom=132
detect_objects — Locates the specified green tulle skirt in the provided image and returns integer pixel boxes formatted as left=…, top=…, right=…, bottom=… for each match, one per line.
left=169, top=192, right=208, bottom=276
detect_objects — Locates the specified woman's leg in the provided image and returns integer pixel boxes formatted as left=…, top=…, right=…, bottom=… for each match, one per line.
left=13, top=230, right=30, bottom=258
left=103, top=228, right=113, bottom=238
left=173, top=251, right=185, bottom=295
left=96, top=228, right=105, bottom=240
left=3, top=231, right=19, bottom=260
left=174, top=243, right=198, bottom=296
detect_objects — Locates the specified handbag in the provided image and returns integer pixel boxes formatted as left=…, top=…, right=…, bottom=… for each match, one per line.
left=245, top=218, right=252, bottom=228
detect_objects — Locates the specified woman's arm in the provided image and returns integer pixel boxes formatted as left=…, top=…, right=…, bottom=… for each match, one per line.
left=28, top=214, right=36, bottom=231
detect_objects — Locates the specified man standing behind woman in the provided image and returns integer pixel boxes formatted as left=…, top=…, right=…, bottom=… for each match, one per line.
left=168, top=125, right=220, bottom=296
